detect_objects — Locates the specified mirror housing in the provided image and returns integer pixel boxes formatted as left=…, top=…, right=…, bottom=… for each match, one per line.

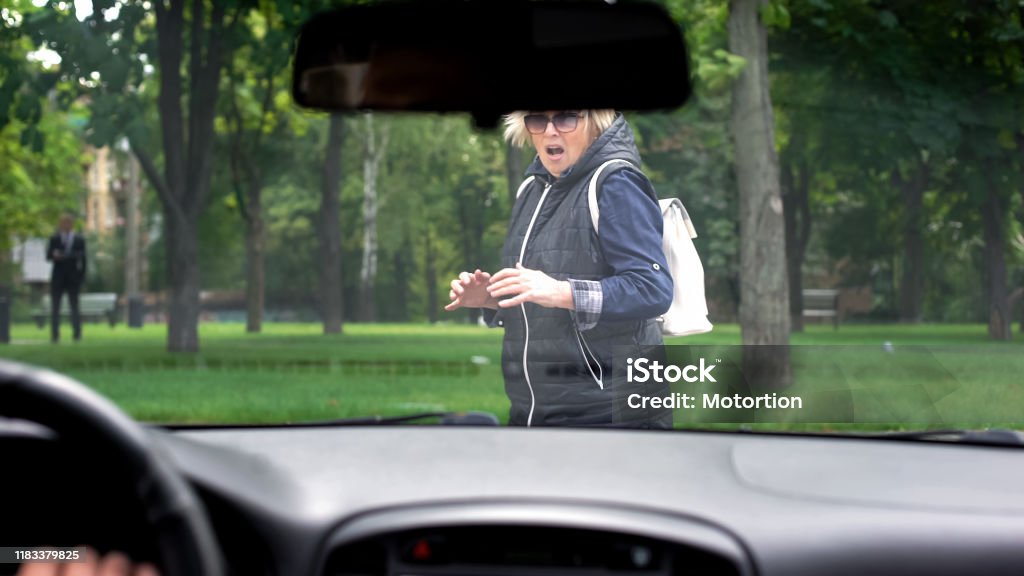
left=292, top=0, right=692, bottom=127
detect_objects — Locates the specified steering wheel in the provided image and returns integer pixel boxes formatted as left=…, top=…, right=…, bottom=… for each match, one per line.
left=0, top=360, right=223, bottom=576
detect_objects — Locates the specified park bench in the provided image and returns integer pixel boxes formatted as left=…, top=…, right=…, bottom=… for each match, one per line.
left=33, top=292, right=119, bottom=328
left=802, top=288, right=840, bottom=330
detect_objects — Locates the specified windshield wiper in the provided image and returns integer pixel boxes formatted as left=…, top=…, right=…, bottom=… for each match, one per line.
left=158, top=411, right=500, bottom=430
left=863, top=428, right=1024, bottom=447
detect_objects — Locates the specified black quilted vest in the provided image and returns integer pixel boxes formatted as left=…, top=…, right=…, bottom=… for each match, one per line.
left=495, top=114, right=670, bottom=428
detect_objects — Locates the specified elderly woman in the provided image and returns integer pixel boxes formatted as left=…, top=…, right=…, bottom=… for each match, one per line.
left=445, top=110, right=673, bottom=428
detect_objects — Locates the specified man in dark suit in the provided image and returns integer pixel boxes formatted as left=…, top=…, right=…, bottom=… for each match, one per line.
left=46, top=213, right=87, bottom=342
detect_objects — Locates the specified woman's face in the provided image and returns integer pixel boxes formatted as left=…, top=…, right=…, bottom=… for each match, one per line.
left=527, top=111, right=594, bottom=178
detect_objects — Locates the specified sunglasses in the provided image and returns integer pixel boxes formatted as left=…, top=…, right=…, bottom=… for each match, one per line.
left=523, top=111, right=585, bottom=135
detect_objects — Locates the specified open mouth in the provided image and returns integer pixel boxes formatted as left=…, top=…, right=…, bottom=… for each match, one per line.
left=545, top=145, right=565, bottom=160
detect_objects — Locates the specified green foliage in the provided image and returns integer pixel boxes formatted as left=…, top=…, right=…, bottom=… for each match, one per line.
left=760, top=0, right=791, bottom=30
left=0, top=3, right=88, bottom=256
left=84, top=230, right=123, bottom=293
left=771, top=0, right=1024, bottom=322
left=663, top=0, right=743, bottom=94
left=0, top=113, right=85, bottom=253
left=355, top=114, right=509, bottom=322
left=3, top=0, right=1022, bottom=332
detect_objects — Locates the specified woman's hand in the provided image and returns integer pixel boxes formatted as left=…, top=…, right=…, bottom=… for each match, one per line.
left=488, top=263, right=574, bottom=310
left=17, top=548, right=158, bottom=576
left=444, top=269, right=498, bottom=311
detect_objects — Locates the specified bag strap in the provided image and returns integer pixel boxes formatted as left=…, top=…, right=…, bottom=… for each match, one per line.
left=575, top=158, right=635, bottom=387
left=661, top=198, right=699, bottom=239
left=587, top=162, right=700, bottom=240
left=587, top=159, right=635, bottom=233
left=515, top=175, right=537, bottom=199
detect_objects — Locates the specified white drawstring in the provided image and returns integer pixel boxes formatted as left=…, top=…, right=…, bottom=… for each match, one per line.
left=518, top=183, right=552, bottom=427
left=575, top=328, right=604, bottom=390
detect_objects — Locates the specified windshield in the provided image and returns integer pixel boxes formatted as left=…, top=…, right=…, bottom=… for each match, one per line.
left=1, top=0, right=1022, bottom=433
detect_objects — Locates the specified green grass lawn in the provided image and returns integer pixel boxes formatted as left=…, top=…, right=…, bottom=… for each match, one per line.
left=1, top=321, right=1022, bottom=431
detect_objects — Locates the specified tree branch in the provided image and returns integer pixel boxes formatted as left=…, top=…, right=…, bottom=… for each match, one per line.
left=130, top=138, right=183, bottom=224
left=796, top=160, right=811, bottom=261
left=378, top=119, right=391, bottom=162
left=225, top=4, right=244, bottom=30
left=155, top=0, right=185, bottom=201
left=252, top=68, right=276, bottom=151
left=187, top=0, right=204, bottom=171
left=226, top=62, right=251, bottom=222
left=187, top=0, right=229, bottom=214
left=201, top=0, right=228, bottom=113
left=1010, top=287, right=1023, bottom=306
left=90, top=0, right=107, bottom=33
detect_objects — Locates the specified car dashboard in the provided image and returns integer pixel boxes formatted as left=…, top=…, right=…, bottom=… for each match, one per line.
left=3, top=423, right=1024, bottom=576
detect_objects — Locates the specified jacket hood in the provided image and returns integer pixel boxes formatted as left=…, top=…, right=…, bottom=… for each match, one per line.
left=525, top=112, right=642, bottom=186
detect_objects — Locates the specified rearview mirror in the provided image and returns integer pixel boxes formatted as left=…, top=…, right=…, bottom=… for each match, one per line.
left=291, top=0, right=692, bottom=126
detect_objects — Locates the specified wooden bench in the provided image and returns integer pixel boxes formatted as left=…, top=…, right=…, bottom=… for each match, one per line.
left=33, top=292, right=119, bottom=328
left=802, top=288, right=840, bottom=330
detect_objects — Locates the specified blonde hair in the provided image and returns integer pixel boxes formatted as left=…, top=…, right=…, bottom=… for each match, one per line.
left=502, top=110, right=616, bottom=148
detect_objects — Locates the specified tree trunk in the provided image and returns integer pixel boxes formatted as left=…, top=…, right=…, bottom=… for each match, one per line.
left=0, top=252, right=9, bottom=344
left=320, top=114, right=345, bottom=334
left=226, top=65, right=274, bottom=335
left=1019, top=290, right=1024, bottom=336
left=124, top=152, right=141, bottom=301
left=131, top=0, right=229, bottom=352
left=1010, top=287, right=1024, bottom=335
left=0, top=248, right=10, bottom=285
left=425, top=230, right=438, bottom=324
left=360, top=113, right=387, bottom=322
left=165, top=210, right=200, bottom=352
left=782, top=163, right=801, bottom=332
left=729, top=0, right=790, bottom=388
left=245, top=181, right=264, bottom=333
left=0, top=248, right=11, bottom=344
left=897, top=160, right=927, bottom=324
left=1017, top=134, right=1024, bottom=334
left=394, top=247, right=409, bottom=322
left=982, top=183, right=1011, bottom=341
left=506, top=142, right=524, bottom=203
left=782, top=157, right=810, bottom=332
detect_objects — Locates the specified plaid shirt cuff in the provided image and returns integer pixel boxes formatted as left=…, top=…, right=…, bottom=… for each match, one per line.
left=568, top=279, right=602, bottom=332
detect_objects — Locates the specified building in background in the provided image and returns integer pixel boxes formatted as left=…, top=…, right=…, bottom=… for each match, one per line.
left=84, top=142, right=148, bottom=297
left=84, top=145, right=119, bottom=235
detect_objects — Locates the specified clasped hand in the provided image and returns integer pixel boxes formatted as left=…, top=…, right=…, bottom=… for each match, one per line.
left=445, top=264, right=572, bottom=312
